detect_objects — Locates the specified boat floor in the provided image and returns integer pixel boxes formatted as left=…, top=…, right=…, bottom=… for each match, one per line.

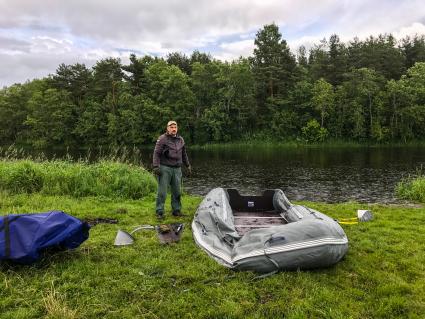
left=233, top=210, right=287, bottom=236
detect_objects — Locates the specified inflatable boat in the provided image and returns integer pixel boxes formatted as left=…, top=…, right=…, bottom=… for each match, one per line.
left=192, top=188, right=348, bottom=273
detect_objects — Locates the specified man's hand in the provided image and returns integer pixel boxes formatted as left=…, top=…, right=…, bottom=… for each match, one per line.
left=153, top=167, right=161, bottom=176
left=187, top=165, right=192, bottom=176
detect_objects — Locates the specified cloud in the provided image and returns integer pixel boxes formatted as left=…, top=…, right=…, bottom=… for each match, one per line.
left=1, top=0, right=425, bottom=85
left=0, top=36, right=31, bottom=54
left=393, top=22, right=425, bottom=40
left=215, top=39, right=255, bottom=61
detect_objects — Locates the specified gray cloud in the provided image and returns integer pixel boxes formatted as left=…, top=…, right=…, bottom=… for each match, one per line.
left=0, top=36, right=31, bottom=53
left=1, top=0, right=425, bottom=86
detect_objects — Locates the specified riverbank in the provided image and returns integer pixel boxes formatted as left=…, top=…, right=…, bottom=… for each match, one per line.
left=191, top=139, right=425, bottom=150
left=1, top=192, right=424, bottom=318
left=3, top=139, right=425, bottom=156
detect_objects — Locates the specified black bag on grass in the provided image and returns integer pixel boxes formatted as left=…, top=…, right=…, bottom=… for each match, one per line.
left=0, top=211, right=90, bottom=264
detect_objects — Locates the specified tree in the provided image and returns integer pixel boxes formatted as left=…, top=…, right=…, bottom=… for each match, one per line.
left=0, top=83, right=34, bottom=144
left=252, top=23, right=296, bottom=99
left=167, top=52, right=191, bottom=75
left=251, top=23, right=296, bottom=127
left=118, top=94, right=167, bottom=144
left=74, top=100, right=109, bottom=147
left=122, top=54, right=155, bottom=95
left=395, top=62, right=425, bottom=140
left=25, top=89, right=76, bottom=148
left=400, top=35, right=425, bottom=69
left=348, top=35, right=405, bottom=80
left=307, top=35, right=348, bottom=86
left=312, top=79, right=335, bottom=128
left=297, top=45, right=308, bottom=67
left=49, top=63, right=92, bottom=106
left=91, top=58, right=124, bottom=108
left=283, top=70, right=314, bottom=137
left=327, top=34, right=348, bottom=85
left=200, top=104, right=231, bottom=142
left=191, top=62, right=221, bottom=120
left=145, top=61, right=196, bottom=138
left=215, top=59, right=257, bottom=139
left=339, top=68, right=385, bottom=139
left=190, top=50, right=212, bottom=65
left=308, top=39, right=328, bottom=82
left=301, top=119, right=328, bottom=143
left=386, top=79, right=408, bottom=139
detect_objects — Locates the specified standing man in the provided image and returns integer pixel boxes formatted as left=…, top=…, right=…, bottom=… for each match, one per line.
left=153, top=120, right=191, bottom=220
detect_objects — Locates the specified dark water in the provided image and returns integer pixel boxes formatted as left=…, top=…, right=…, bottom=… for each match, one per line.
left=181, top=146, right=425, bottom=203
left=13, top=145, right=425, bottom=203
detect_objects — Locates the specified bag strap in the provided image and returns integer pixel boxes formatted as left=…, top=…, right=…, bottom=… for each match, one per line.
left=1, top=215, right=22, bottom=258
left=0, top=215, right=21, bottom=233
left=3, top=215, right=11, bottom=258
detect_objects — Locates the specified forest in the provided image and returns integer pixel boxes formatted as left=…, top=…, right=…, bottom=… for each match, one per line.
left=1, top=23, right=425, bottom=148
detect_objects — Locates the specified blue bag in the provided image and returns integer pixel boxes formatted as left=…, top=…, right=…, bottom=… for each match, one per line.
left=0, top=211, right=90, bottom=264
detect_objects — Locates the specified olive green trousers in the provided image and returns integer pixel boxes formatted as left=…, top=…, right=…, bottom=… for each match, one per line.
left=155, top=165, right=182, bottom=214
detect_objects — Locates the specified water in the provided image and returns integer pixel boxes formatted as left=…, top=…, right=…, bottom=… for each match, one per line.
left=181, top=146, right=425, bottom=203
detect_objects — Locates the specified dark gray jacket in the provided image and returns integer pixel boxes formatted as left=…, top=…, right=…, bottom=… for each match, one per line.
left=153, top=133, right=190, bottom=168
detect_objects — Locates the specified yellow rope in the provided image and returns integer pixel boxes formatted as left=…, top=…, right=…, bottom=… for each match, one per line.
left=338, top=221, right=359, bottom=225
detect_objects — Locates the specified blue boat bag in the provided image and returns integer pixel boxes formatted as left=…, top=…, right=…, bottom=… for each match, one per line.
left=0, top=211, right=90, bottom=264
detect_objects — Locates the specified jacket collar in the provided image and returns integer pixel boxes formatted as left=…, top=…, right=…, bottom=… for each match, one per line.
left=165, top=132, right=180, bottom=138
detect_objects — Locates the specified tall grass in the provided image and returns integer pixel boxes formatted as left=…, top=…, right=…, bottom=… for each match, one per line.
left=396, top=167, right=425, bottom=203
left=0, top=159, right=157, bottom=199
left=0, top=144, right=149, bottom=165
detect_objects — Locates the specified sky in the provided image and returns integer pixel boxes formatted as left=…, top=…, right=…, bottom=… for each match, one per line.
left=1, top=0, right=425, bottom=87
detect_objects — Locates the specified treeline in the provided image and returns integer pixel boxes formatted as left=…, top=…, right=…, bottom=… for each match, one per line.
left=1, top=23, right=425, bottom=148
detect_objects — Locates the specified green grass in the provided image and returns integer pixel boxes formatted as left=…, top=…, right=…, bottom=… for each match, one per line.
left=0, top=160, right=156, bottom=199
left=1, top=193, right=424, bottom=318
left=396, top=175, right=425, bottom=203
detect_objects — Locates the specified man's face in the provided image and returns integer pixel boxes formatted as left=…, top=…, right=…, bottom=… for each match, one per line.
left=167, top=124, right=178, bottom=136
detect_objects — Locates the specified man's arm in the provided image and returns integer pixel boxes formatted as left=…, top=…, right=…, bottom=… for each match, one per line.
left=182, top=144, right=190, bottom=168
left=153, top=136, right=164, bottom=167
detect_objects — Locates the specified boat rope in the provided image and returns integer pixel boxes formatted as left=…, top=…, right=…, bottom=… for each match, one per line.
left=338, top=221, right=359, bottom=225
left=255, top=235, right=287, bottom=279
left=337, top=217, right=359, bottom=225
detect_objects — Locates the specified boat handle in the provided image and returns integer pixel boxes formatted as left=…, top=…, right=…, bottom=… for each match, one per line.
left=267, top=235, right=286, bottom=246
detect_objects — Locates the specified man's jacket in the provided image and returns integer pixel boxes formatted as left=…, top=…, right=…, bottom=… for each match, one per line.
left=153, top=133, right=190, bottom=168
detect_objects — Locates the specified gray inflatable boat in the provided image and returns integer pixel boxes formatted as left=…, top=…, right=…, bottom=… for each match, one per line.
left=192, top=188, right=348, bottom=273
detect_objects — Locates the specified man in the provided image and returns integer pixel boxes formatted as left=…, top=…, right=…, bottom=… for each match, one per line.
left=153, top=120, right=191, bottom=220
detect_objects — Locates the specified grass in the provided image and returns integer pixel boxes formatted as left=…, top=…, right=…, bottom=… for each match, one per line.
left=396, top=172, right=425, bottom=203
left=0, top=159, right=156, bottom=199
left=1, top=192, right=424, bottom=318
